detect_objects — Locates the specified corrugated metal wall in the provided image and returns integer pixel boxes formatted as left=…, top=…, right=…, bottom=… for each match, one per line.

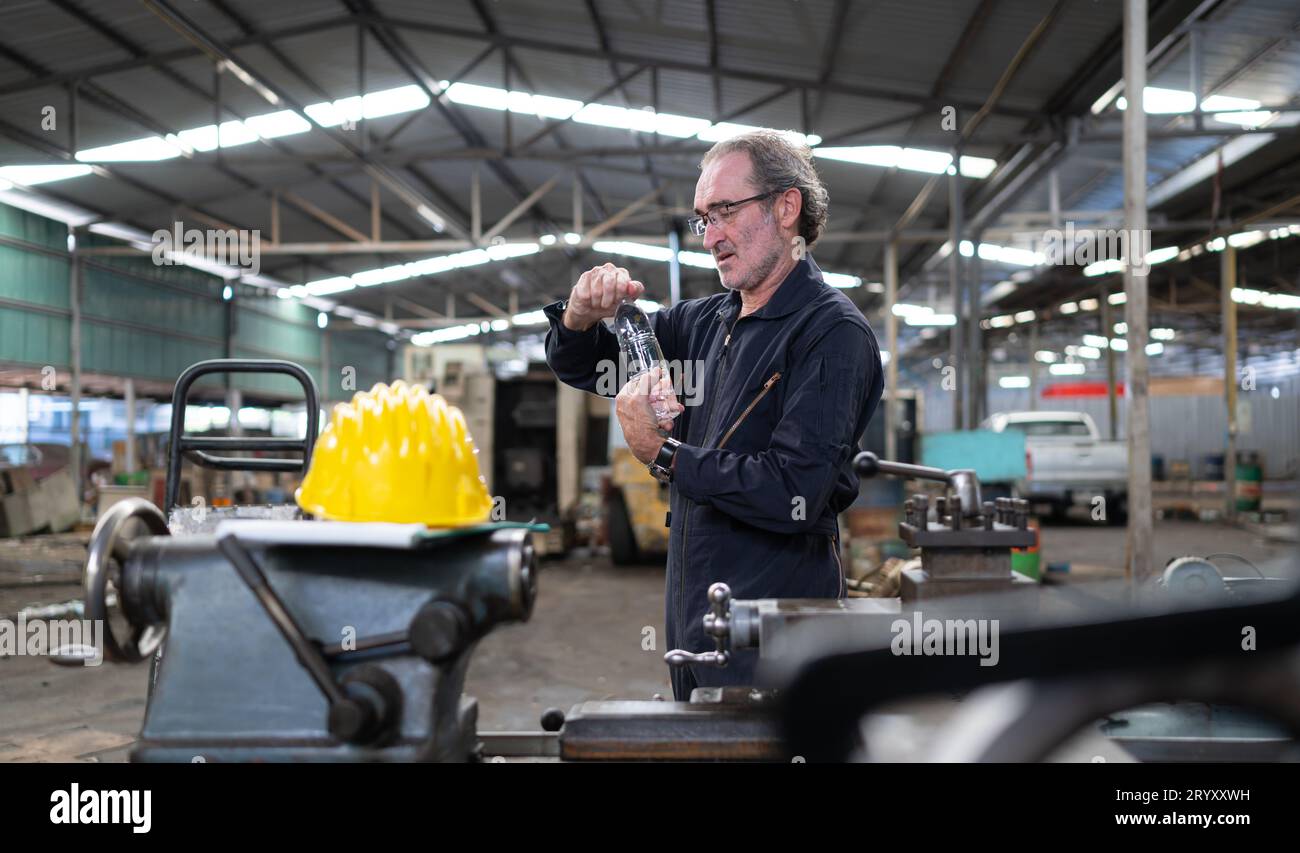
left=910, top=370, right=1300, bottom=479
left=0, top=202, right=394, bottom=403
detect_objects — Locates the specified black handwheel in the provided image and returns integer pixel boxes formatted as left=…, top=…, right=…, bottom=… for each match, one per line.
left=85, top=497, right=170, bottom=663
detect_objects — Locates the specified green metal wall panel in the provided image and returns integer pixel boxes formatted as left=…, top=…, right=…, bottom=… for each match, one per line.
left=0, top=205, right=67, bottom=250
left=0, top=245, right=70, bottom=308
left=80, top=321, right=223, bottom=382
left=0, top=306, right=70, bottom=367
left=326, top=331, right=394, bottom=402
left=0, top=203, right=396, bottom=396
left=81, top=264, right=226, bottom=338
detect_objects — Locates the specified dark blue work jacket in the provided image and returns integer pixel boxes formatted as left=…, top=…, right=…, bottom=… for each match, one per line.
left=544, top=256, right=882, bottom=698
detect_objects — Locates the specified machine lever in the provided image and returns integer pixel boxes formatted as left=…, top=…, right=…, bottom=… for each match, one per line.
left=215, top=533, right=348, bottom=708
left=854, top=452, right=983, bottom=519
left=665, top=583, right=733, bottom=669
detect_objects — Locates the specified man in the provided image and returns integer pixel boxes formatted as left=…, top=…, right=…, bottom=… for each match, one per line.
left=544, top=129, right=883, bottom=700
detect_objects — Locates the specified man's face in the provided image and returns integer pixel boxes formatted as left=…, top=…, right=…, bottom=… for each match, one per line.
left=694, top=152, right=784, bottom=292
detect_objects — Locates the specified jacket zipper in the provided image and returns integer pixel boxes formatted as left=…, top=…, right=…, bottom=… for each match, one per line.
left=679, top=311, right=741, bottom=649
left=716, top=371, right=781, bottom=450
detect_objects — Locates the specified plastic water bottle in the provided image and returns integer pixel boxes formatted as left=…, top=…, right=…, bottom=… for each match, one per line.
left=614, top=299, right=680, bottom=422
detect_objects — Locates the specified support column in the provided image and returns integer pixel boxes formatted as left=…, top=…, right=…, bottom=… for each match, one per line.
left=1122, top=0, right=1152, bottom=583
left=1102, top=286, right=1118, bottom=439
left=966, top=231, right=982, bottom=427
left=947, top=152, right=965, bottom=431
left=1029, top=319, right=1040, bottom=412
left=884, top=240, right=899, bottom=461
left=668, top=227, right=681, bottom=307
left=69, top=236, right=82, bottom=504
left=1222, top=245, right=1238, bottom=523
left=124, top=378, right=136, bottom=474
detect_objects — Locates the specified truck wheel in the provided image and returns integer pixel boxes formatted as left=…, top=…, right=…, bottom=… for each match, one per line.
left=608, top=488, right=641, bottom=566
left=1108, top=493, right=1128, bottom=526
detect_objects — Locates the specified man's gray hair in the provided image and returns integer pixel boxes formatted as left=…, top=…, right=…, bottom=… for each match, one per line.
left=701, top=129, right=830, bottom=247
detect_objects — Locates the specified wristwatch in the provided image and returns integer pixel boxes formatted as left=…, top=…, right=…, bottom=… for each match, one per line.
left=647, top=437, right=681, bottom=483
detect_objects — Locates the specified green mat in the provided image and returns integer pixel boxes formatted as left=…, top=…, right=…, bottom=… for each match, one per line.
left=412, top=521, right=551, bottom=543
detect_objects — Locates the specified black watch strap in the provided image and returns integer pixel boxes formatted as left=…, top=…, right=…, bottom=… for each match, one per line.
left=655, top=438, right=681, bottom=470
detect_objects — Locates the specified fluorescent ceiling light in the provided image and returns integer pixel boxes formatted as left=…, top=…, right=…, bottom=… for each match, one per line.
left=1232, top=287, right=1300, bottom=310
left=1083, top=258, right=1124, bottom=277
left=1146, top=246, right=1179, bottom=265
left=1014, top=310, right=1035, bottom=323
left=1059, top=301, right=1078, bottom=314
left=999, top=376, right=1031, bottom=389
left=304, top=85, right=430, bottom=126
left=698, top=122, right=819, bottom=146
left=1113, top=87, right=1278, bottom=127
left=0, top=165, right=94, bottom=186
left=1113, top=321, right=1127, bottom=335
left=511, top=310, right=548, bottom=325
left=1146, top=342, right=1164, bottom=355
left=244, top=110, right=313, bottom=139
left=295, top=277, right=355, bottom=296
left=1034, top=351, right=1057, bottom=363
left=1227, top=230, right=1266, bottom=249
left=1075, top=345, right=1102, bottom=360
left=905, top=312, right=956, bottom=326
left=1049, top=362, right=1086, bottom=375
left=416, top=205, right=446, bottom=232
left=77, top=135, right=184, bottom=162
left=1150, top=328, right=1176, bottom=340
left=815, top=146, right=996, bottom=179
left=1083, top=334, right=1110, bottom=349
left=1108, top=291, right=1126, bottom=304
left=820, top=272, right=861, bottom=289
left=592, top=240, right=673, bottom=262
left=1078, top=298, right=1099, bottom=311
left=958, top=239, right=1043, bottom=266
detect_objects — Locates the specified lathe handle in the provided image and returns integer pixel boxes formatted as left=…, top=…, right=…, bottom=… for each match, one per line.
left=853, top=451, right=950, bottom=484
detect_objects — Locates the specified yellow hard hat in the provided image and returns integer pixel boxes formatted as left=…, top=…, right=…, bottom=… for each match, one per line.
left=296, top=380, right=493, bottom=527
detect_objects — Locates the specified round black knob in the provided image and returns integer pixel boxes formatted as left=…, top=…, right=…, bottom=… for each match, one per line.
left=410, top=600, right=471, bottom=662
left=540, top=707, right=565, bottom=732
left=327, top=696, right=375, bottom=743
left=329, top=666, right=404, bottom=745
left=853, top=451, right=880, bottom=477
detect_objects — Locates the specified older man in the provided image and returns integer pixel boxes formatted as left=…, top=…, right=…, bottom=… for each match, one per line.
left=544, top=130, right=882, bottom=699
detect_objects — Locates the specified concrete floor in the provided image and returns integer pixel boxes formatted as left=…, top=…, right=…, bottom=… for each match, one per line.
left=0, top=518, right=1294, bottom=761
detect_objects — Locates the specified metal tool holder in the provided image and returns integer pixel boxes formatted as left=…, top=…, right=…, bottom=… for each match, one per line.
left=854, top=451, right=1035, bottom=599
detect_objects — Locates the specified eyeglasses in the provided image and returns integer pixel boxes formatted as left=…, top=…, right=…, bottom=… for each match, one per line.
left=686, top=190, right=779, bottom=237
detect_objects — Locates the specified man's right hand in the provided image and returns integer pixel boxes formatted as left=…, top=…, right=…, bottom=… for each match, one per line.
left=563, top=263, right=645, bottom=331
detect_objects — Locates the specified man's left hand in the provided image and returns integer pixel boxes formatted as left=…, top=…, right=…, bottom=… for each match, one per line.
left=616, top=367, right=683, bottom=463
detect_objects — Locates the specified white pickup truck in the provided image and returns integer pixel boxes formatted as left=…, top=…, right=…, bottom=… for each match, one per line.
left=981, top=411, right=1128, bottom=523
